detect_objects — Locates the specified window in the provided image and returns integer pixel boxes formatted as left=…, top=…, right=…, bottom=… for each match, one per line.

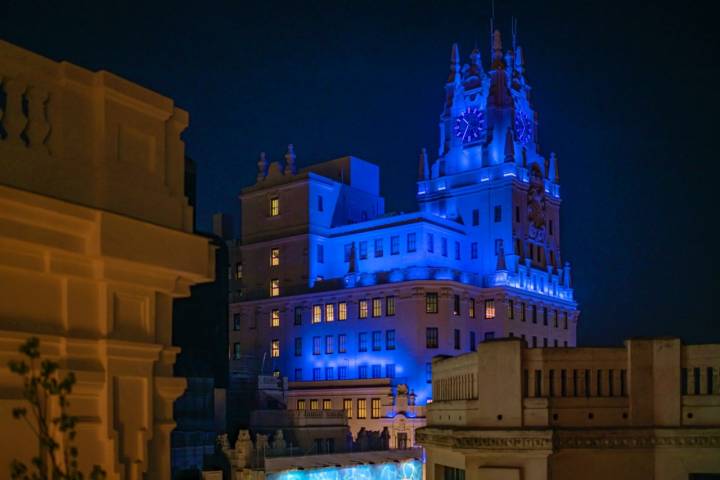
left=532, top=304, right=538, bottom=323
left=495, top=238, right=503, bottom=255
left=294, top=307, right=302, bottom=325
left=357, top=399, right=367, bottom=419
left=494, top=205, right=502, bottom=222
left=271, top=340, right=280, bottom=357
left=297, top=399, right=306, bottom=410
left=443, top=467, right=465, bottom=480
left=508, top=300, right=515, bottom=320
left=563, top=312, right=568, bottom=329
left=325, top=367, right=334, bottom=380
left=325, top=303, right=335, bottom=322
left=313, top=368, right=322, bottom=381
left=386, top=330, right=396, bottom=350
left=374, top=238, right=383, bottom=257
left=343, top=399, right=352, bottom=418
left=294, top=337, right=302, bottom=356
left=441, top=237, right=448, bottom=257
left=313, top=336, right=321, bottom=355
left=554, top=339, right=559, bottom=347
left=520, top=302, right=526, bottom=321
left=344, top=243, right=352, bottom=262
left=426, top=363, right=432, bottom=383
left=323, top=399, right=332, bottom=410
left=454, top=329, right=461, bottom=350
left=235, top=263, right=243, bottom=279
left=471, top=242, right=478, bottom=259
left=372, top=364, right=381, bottom=378
left=359, top=365, right=368, bottom=379
left=549, top=219, right=554, bottom=235
left=427, top=233, right=434, bottom=253
left=270, top=248, right=280, bottom=266
left=317, top=244, right=324, bottom=263
left=318, top=195, right=324, bottom=212
left=426, top=327, right=439, bottom=348
left=532, top=336, right=537, bottom=348
left=358, top=333, right=368, bottom=352
left=397, top=432, right=408, bottom=450
left=359, top=300, right=369, bottom=319
left=407, top=233, right=417, bottom=252
left=310, top=399, right=319, bottom=410
left=270, top=279, right=280, bottom=297
left=543, top=307, right=548, bottom=326
left=485, top=331, right=495, bottom=340
left=312, top=305, right=322, bottom=324
left=233, top=343, right=241, bottom=360
left=359, top=241, right=368, bottom=259
left=386, top=296, right=396, bottom=316
left=338, top=334, right=347, bottom=353
left=453, top=295, right=460, bottom=316
left=233, top=313, right=241, bottom=330
left=469, top=299, right=476, bottom=318
left=472, top=209, right=479, bottom=226
left=371, top=398, right=381, bottom=418
left=391, top=235, right=400, bottom=255
left=386, top=364, right=396, bottom=378
left=271, top=309, right=280, bottom=327
left=338, top=366, right=348, bottom=379
left=270, top=197, right=280, bottom=216
left=454, top=241, right=461, bottom=260
left=372, top=331, right=382, bottom=351
left=470, top=331, right=476, bottom=351
left=485, top=299, right=496, bottom=319
left=515, top=205, right=520, bottom=223
left=543, top=337, right=548, bottom=347
left=372, top=298, right=382, bottom=317
left=325, top=335, right=334, bottom=354
left=426, top=292, right=438, bottom=313
left=338, top=302, right=347, bottom=320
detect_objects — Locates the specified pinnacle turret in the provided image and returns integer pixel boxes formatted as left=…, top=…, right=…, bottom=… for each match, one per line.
left=284, top=144, right=296, bottom=175
left=257, top=152, right=268, bottom=181
left=491, top=30, right=504, bottom=69
left=448, top=43, right=461, bottom=84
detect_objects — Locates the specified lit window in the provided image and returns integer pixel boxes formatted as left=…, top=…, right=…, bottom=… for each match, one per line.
left=343, top=399, right=352, bottom=418
left=453, top=295, right=460, bottom=316
left=357, top=399, right=367, bottom=419
left=508, top=300, right=515, bottom=320
left=454, top=329, right=461, bottom=350
left=359, top=241, right=368, bottom=259
left=297, top=399, right=306, bottom=410
left=386, top=330, right=396, bottom=350
left=270, top=197, right=280, bottom=216
left=271, top=309, right=280, bottom=327
left=454, top=241, right=460, bottom=260
left=372, top=298, right=382, bottom=317
left=407, top=233, right=417, bottom=252
left=425, top=292, right=438, bottom=314
left=359, top=299, right=369, bottom=319
left=427, top=233, right=434, bottom=253
left=271, top=339, right=280, bottom=358
left=372, top=365, right=381, bottom=378
left=325, top=335, right=334, bottom=354
left=312, top=305, right=322, bottom=323
left=391, top=235, right=400, bottom=255
left=386, top=364, right=396, bottom=378
left=494, top=205, right=502, bottom=222
left=310, top=399, right=319, bottom=410
left=358, top=332, right=368, bottom=352
left=338, top=302, right=347, bottom=321
left=471, top=242, right=478, bottom=259
left=294, top=306, right=302, bottom=325
left=338, top=366, right=348, bottom=379
left=371, top=398, right=381, bottom=418
left=317, top=244, right=324, bottom=263
left=469, top=299, right=475, bottom=318
left=272, top=369, right=280, bottom=378
left=325, top=303, right=335, bottom=322
left=470, top=331, right=476, bottom=351
left=386, top=296, right=396, bottom=316
left=338, top=334, right=347, bottom=353
left=270, top=248, right=280, bottom=266
left=426, top=327, right=439, bottom=348
left=235, top=263, right=243, bottom=279
left=441, top=238, right=448, bottom=257
left=233, top=313, right=241, bottom=330
left=374, top=238, right=383, bottom=257
left=294, top=337, right=302, bottom=356
left=372, top=331, right=382, bottom=351
left=313, top=336, right=321, bottom=355
left=233, top=342, right=241, bottom=360
left=270, top=279, right=280, bottom=297
left=359, top=365, right=368, bottom=379
left=485, top=299, right=496, bottom=319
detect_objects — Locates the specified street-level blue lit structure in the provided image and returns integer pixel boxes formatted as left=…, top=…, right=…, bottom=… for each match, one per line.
left=229, top=29, right=579, bottom=447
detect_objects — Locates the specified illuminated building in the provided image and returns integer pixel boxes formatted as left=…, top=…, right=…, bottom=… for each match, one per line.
left=229, top=30, right=578, bottom=445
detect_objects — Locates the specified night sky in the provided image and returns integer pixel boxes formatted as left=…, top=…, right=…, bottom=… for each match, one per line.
left=2, top=0, right=718, bottom=346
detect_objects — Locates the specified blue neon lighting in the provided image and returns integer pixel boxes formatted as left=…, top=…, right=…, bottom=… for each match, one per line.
left=268, top=459, right=423, bottom=480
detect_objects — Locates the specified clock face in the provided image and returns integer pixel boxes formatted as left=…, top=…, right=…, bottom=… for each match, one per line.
left=453, top=107, right=485, bottom=144
left=514, top=110, right=533, bottom=144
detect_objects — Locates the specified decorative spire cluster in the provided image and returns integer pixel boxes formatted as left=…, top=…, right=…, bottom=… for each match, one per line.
left=256, top=144, right=298, bottom=181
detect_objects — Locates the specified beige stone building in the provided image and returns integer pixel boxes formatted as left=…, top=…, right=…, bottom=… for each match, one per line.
left=0, top=40, right=214, bottom=478
left=417, top=337, right=720, bottom=480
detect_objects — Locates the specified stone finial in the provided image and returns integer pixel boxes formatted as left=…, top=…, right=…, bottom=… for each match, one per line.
left=448, top=43, right=461, bottom=84
left=418, top=147, right=430, bottom=180
left=257, top=152, right=268, bottom=181
left=504, top=126, right=514, bottom=162
left=284, top=144, right=296, bottom=175
left=469, top=47, right=483, bottom=76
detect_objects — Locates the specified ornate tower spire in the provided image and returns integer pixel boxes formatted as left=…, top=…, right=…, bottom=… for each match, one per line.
left=418, top=147, right=430, bottom=180
left=491, top=30, right=504, bottom=69
left=468, top=47, right=484, bottom=77
left=283, top=144, right=296, bottom=175
left=257, top=152, right=268, bottom=181
left=448, top=43, right=461, bottom=85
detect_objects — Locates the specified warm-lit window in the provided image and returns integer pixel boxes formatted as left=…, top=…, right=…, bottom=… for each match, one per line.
left=294, top=307, right=302, bottom=325
left=338, top=334, right=347, bottom=353
left=312, top=305, right=322, bottom=324
left=294, top=337, right=302, bottom=356
left=407, top=233, right=417, bottom=252
left=454, top=329, right=461, bottom=350
left=372, top=298, right=382, bottom=317
left=310, top=399, right=319, bottom=410
left=270, top=248, right=280, bottom=266
left=235, top=263, right=243, bottom=279
left=270, top=279, right=280, bottom=297
left=386, top=296, right=396, bottom=316
left=485, top=299, right=496, bottom=319
left=372, top=331, right=382, bottom=351
left=338, top=302, right=347, bottom=321
left=272, top=369, right=280, bottom=378
left=343, top=399, right=352, bottom=418
left=359, top=300, right=369, bottom=319
left=453, top=294, right=460, bottom=316
left=390, top=235, right=400, bottom=255
left=271, top=339, right=280, bottom=358
left=233, top=342, right=241, bottom=359
left=374, top=238, right=383, bottom=257
left=325, top=335, right=334, bottom=354
left=325, top=303, right=335, bottom=322
left=371, top=398, right=381, bottom=418
left=357, top=399, right=367, bottom=419
left=271, top=309, right=280, bottom=327
left=312, top=336, right=321, bottom=355
left=426, top=327, right=439, bottom=348
left=425, top=292, right=438, bottom=314
left=270, top=197, right=280, bottom=216
left=386, top=330, right=396, bottom=350
left=508, top=300, right=515, bottom=320
left=323, top=399, right=332, bottom=410
left=469, top=299, right=476, bottom=318
left=297, top=399, right=306, bottom=410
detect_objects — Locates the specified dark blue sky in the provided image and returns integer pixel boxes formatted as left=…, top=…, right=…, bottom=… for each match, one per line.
left=2, top=0, right=718, bottom=346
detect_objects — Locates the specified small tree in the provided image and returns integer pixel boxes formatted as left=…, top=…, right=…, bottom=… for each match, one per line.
left=7, top=337, right=106, bottom=480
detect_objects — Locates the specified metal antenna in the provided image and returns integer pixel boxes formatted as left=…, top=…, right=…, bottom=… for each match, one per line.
left=489, top=0, right=495, bottom=60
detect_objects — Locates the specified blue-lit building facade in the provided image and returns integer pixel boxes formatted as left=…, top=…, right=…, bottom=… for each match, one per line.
left=229, top=30, right=578, bottom=447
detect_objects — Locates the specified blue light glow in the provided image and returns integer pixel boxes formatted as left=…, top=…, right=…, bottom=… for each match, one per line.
left=268, top=460, right=423, bottom=480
